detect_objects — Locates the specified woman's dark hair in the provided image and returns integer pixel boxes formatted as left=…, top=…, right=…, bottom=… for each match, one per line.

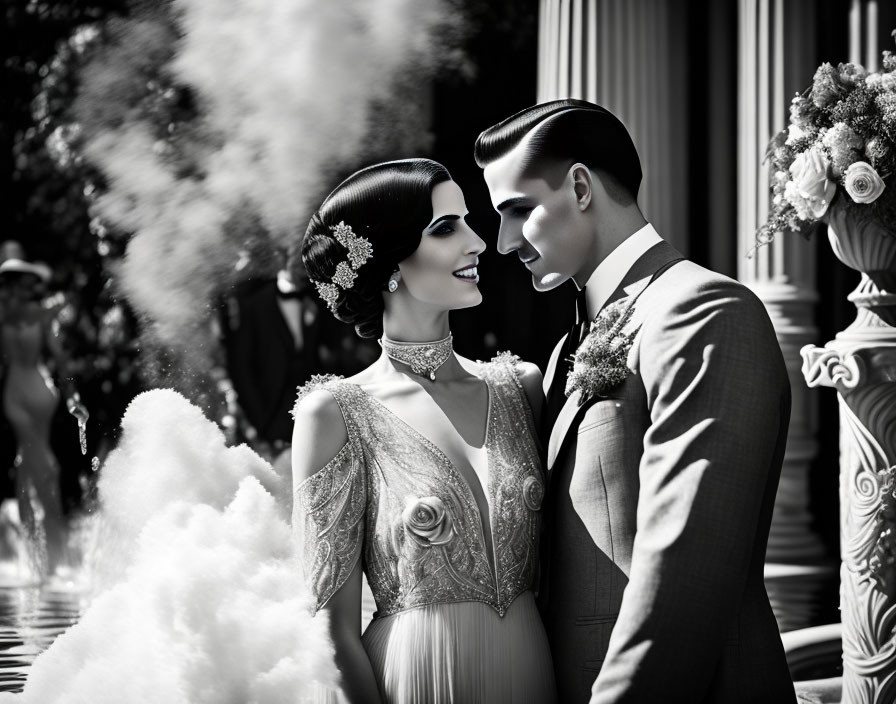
left=301, top=158, right=451, bottom=338
left=474, top=98, right=642, bottom=201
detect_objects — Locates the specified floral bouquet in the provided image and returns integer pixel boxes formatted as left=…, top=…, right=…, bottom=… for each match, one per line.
left=759, top=46, right=896, bottom=244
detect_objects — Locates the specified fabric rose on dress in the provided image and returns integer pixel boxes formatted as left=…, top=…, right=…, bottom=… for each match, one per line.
left=784, top=148, right=836, bottom=220
left=843, top=161, right=886, bottom=204
left=402, top=496, right=455, bottom=546
left=522, top=476, right=544, bottom=512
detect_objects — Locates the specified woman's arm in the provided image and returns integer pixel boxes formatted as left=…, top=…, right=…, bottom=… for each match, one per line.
left=320, top=561, right=380, bottom=704
left=515, top=361, right=545, bottom=430
left=292, top=390, right=381, bottom=704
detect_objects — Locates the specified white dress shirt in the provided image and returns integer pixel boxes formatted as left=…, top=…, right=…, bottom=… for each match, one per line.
left=583, top=223, right=664, bottom=319
left=276, top=270, right=304, bottom=349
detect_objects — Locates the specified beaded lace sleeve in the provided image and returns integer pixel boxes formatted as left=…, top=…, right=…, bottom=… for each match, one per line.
left=292, top=378, right=365, bottom=613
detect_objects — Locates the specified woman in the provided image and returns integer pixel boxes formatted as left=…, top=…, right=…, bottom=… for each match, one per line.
left=0, top=245, right=83, bottom=576
left=292, top=159, right=557, bottom=704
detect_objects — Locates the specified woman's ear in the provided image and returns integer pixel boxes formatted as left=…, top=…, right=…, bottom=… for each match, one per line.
left=570, top=163, right=593, bottom=211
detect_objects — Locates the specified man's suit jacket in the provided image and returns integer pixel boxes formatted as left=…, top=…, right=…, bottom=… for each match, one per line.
left=225, top=281, right=324, bottom=444
left=540, top=240, right=796, bottom=703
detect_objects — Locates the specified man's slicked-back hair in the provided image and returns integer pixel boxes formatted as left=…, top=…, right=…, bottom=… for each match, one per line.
left=474, top=98, right=642, bottom=200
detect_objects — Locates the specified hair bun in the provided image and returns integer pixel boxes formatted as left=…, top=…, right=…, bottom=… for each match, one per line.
left=300, top=159, right=451, bottom=339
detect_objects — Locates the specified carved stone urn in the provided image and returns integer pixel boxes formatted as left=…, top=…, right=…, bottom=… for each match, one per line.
left=801, top=195, right=896, bottom=703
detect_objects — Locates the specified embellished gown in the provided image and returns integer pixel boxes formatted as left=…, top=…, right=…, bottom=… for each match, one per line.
left=293, top=355, right=557, bottom=703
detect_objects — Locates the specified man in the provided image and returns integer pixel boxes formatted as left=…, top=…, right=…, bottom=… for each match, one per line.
left=222, top=259, right=375, bottom=453
left=475, top=99, right=796, bottom=703
left=223, top=267, right=321, bottom=448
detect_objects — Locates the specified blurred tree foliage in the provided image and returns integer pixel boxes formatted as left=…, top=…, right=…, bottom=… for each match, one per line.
left=2, top=0, right=543, bottom=508
left=3, top=0, right=140, bottom=509
left=4, top=0, right=125, bottom=263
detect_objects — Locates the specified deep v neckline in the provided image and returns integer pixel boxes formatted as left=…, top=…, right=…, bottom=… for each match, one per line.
left=354, top=378, right=497, bottom=563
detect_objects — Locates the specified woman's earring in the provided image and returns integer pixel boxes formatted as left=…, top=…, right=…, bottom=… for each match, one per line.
left=387, top=271, right=401, bottom=293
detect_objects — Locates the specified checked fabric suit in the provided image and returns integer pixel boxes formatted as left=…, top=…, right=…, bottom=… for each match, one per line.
left=538, top=238, right=797, bottom=704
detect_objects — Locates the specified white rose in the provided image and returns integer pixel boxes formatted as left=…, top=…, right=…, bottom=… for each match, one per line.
left=785, top=148, right=837, bottom=219
left=843, top=161, right=886, bottom=204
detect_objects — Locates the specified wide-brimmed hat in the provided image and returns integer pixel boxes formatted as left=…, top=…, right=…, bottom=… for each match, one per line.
left=0, top=258, right=52, bottom=282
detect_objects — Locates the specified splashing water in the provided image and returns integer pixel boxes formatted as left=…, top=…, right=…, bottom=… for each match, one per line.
left=65, top=396, right=89, bottom=457
left=76, top=420, right=87, bottom=456
left=0, top=390, right=339, bottom=702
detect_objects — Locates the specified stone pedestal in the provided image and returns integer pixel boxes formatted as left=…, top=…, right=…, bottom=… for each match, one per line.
left=802, top=202, right=896, bottom=703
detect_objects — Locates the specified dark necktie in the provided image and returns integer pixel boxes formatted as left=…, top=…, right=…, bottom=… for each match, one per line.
left=542, top=288, right=589, bottom=436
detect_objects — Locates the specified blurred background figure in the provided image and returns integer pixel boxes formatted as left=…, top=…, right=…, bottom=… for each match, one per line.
left=219, top=249, right=375, bottom=470
left=0, top=240, right=85, bottom=577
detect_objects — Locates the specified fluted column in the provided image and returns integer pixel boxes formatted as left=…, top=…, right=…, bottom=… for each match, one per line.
left=737, top=0, right=830, bottom=632
left=537, top=0, right=688, bottom=254
left=849, top=0, right=881, bottom=71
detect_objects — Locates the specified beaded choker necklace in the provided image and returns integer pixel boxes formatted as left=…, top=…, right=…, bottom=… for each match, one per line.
left=380, top=333, right=454, bottom=381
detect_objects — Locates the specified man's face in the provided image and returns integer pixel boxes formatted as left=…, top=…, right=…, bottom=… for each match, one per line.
left=483, top=144, right=593, bottom=292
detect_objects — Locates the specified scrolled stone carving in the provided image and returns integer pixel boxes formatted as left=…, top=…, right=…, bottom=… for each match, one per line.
left=801, top=201, right=896, bottom=703
left=836, top=399, right=896, bottom=703
left=801, top=345, right=864, bottom=392
left=868, top=466, right=896, bottom=584
left=841, top=573, right=896, bottom=703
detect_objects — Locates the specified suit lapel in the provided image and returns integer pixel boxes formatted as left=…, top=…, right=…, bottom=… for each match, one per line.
left=547, top=389, right=588, bottom=469
left=546, top=239, right=684, bottom=472
left=602, top=240, right=683, bottom=310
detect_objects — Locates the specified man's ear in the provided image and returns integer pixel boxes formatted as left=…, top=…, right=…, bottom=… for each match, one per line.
left=570, top=163, right=593, bottom=211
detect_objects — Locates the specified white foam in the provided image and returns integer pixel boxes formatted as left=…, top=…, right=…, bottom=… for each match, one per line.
left=0, top=389, right=338, bottom=702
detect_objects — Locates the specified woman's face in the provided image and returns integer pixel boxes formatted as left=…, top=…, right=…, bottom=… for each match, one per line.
left=397, top=180, right=486, bottom=310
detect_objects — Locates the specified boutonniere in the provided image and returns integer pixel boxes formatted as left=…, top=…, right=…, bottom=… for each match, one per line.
left=565, top=297, right=639, bottom=405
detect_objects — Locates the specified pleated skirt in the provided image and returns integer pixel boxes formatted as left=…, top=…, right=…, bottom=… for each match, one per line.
left=361, top=591, right=557, bottom=704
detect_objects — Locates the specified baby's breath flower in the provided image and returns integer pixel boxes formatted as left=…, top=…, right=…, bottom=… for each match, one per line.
left=566, top=299, right=639, bottom=404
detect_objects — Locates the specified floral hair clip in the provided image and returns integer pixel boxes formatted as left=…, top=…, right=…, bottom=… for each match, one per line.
left=313, top=221, right=373, bottom=312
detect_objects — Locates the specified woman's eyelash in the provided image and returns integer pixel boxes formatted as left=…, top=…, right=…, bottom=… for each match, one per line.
left=431, top=223, right=455, bottom=236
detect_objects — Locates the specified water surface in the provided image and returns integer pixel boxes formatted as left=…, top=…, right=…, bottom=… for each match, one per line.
left=0, top=580, right=83, bottom=693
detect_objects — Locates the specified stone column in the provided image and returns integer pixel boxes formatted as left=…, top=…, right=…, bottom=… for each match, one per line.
left=736, top=0, right=831, bottom=632
left=537, top=0, right=689, bottom=255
